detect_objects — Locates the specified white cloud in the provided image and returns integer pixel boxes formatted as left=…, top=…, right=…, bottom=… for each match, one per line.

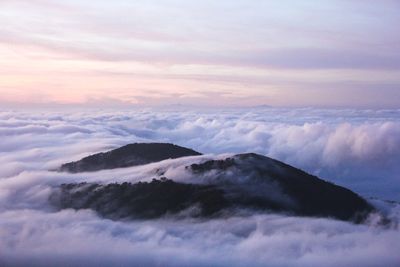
left=1, top=209, right=400, bottom=267
left=0, top=107, right=399, bottom=266
left=1, top=108, right=400, bottom=198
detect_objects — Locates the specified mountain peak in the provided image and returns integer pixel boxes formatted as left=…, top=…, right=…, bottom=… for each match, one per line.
left=59, top=142, right=201, bottom=173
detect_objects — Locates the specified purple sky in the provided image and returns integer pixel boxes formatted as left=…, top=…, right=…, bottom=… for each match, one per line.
left=1, top=0, right=400, bottom=108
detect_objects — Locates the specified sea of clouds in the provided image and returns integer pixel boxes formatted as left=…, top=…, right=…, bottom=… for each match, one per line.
left=1, top=107, right=399, bottom=266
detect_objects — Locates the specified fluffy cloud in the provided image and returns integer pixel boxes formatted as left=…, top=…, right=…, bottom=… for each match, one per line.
left=1, top=108, right=399, bottom=199
left=1, top=208, right=400, bottom=267
left=0, top=107, right=399, bottom=266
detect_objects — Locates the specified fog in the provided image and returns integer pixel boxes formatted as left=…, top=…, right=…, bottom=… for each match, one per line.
left=1, top=107, right=399, bottom=266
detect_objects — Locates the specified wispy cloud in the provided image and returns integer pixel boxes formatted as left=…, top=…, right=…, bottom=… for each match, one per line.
left=0, top=0, right=399, bottom=107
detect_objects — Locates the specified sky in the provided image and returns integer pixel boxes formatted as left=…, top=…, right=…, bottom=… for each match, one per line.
left=1, top=0, right=400, bottom=108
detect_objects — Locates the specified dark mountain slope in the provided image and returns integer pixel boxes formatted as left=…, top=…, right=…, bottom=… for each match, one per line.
left=187, top=153, right=375, bottom=223
left=50, top=178, right=227, bottom=220
left=59, top=143, right=201, bottom=173
left=52, top=151, right=376, bottom=223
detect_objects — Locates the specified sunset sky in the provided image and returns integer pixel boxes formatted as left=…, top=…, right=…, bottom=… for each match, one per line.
left=1, top=0, right=400, bottom=108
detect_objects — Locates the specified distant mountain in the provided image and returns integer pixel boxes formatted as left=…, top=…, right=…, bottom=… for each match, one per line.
left=59, top=143, right=202, bottom=173
left=52, top=148, right=376, bottom=223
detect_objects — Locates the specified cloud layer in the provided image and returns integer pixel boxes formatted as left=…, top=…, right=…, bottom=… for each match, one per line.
left=2, top=210, right=400, bottom=267
left=2, top=107, right=398, bottom=198
left=1, top=107, right=400, bottom=266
